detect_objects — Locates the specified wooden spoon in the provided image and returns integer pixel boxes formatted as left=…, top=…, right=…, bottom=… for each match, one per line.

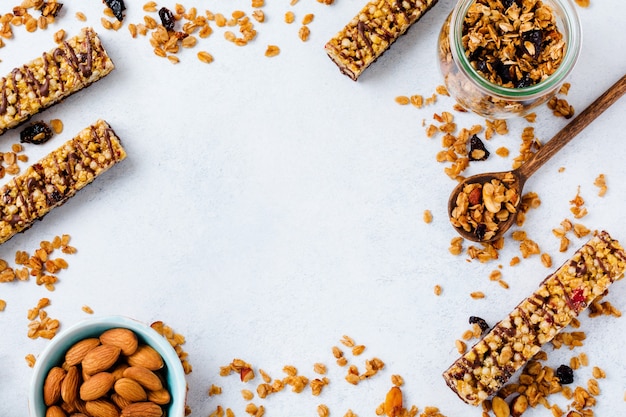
left=448, top=73, right=626, bottom=243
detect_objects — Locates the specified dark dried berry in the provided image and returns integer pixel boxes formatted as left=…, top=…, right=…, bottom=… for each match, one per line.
left=556, top=365, right=574, bottom=384
left=469, top=316, right=490, bottom=333
left=501, top=0, right=521, bottom=8
left=469, top=134, right=490, bottom=161
left=475, top=59, right=489, bottom=75
left=475, top=224, right=487, bottom=241
left=20, top=121, right=53, bottom=144
left=159, top=7, right=176, bottom=31
left=515, top=73, right=533, bottom=88
left=493, top=60, right=514, bottom=84
left=522, top=29, right=543, bottom=58
left=104, top=0, right=126, bottom=22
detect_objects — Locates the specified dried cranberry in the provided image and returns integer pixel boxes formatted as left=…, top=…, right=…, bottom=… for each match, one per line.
left=469, top=316, right=490, bottom=333
left=159, top=7, right=176, bottom=31
left=469, top=135, right=490, bottom=161
left=20, top=121, right=53, bottom=144
left=556, top=365, right=574, bottom=384
left=570, top=287, right=586, bottom=311
left=104, top=0, right=125, bottom=21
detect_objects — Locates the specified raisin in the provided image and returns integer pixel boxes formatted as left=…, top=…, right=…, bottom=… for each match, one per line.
left=493, top=60, right=514, bottom=84
left=104, top=0, right=126, bottom=22
left=475, top=224, right=487, bottom=241
left=469, top=316, right=490, bottom=333
left=159, top=7, right=176, bottom=31
left=556, top=365, right=574, bottom=384
left=501, top=0, right=521, bottom=8
left=522, top=29, right=543, bottom=58
left=20, top=121, right=53, bottom=144
left=469, top=134, right=490, bottom=161
left=515, top=73, right=533, bottom=88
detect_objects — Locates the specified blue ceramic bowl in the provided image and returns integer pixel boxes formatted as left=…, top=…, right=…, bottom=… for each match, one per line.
left=29, top=315, right=186, bottom=417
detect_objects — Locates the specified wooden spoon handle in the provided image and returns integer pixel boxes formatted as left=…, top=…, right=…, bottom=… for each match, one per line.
left=518, top=73, right=626, bottom=180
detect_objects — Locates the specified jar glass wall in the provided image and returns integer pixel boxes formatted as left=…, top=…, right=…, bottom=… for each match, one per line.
left=438, top=0, right=582, bottom=119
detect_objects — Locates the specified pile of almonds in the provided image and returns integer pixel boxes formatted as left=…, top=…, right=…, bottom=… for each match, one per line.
left=43, top=328, right=170, bottom=417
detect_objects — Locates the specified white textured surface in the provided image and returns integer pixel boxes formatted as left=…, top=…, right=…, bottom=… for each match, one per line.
left=1, top=1, right=625, bottom=416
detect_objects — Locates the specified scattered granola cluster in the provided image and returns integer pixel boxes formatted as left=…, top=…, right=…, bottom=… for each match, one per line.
left=0, top=0, right=63, bottom=60
left=206, top=336, right=449, bottom=417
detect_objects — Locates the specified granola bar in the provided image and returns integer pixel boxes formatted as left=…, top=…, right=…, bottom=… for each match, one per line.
left=0, top=119, right=126, bottom=244
left=324, top=0, right=438, bottom=81
left=442, top=231, right=626, bottom=405
left=0, top=27, right=114, bottom=136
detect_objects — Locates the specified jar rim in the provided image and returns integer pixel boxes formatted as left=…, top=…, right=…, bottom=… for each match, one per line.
left=449, top=0, right=583, bottom=100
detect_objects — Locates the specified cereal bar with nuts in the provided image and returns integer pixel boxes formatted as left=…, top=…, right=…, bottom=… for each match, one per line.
left=0, top=27, right=114, bottom=136
left=0, top=119, right=126, bottom=244
left=324, top=0, right=438, bottom=81
left=442, top=231, right=626, bottom=406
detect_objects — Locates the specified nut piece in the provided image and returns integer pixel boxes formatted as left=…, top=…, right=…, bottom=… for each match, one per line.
left=85, top=399, right=120, bottom=417
left=82, top=345, right=122, bottom=375
left=510, top=394, right=528, bottom=417
left=43, top=367, right=66, bottom=406
left=147, top=388, right=171, bottom=405
left=127, top=345, right=164, bottom=371
left=80, top=372, right=115, bottom=401
left=121, top=401, right=164, bottom=417
left=60, top=365, right=80, bottom=405
left=122, top=366, right=163, bottom=391
left=114, top=377, right=148, bottom=402
left=492, top=396, right=511, bottom=417
left=100, top=328, right=139, bottom=356
left=65, top=338, right=101, bottom=366
left=45, top=405, right=66, bottom=417
left=383, top=386, right=403, bottom=417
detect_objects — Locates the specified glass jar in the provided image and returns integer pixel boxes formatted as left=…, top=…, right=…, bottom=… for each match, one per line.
left=438, top=0, right=582, bottom=119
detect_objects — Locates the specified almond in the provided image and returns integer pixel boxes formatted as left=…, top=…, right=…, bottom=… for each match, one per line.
left=123, top=366, right=163, bottom=391
left=121, top=401, right=163, bottom=417
left=147, top=388, right=171, bottom=405
left=115, top=377, right=148, bottom=402
left=85, top=399, right=120, bottom=417
left=383, top=386, right=403, bottom=417
left=510, top=394, right=529, bottom=417
left=44, top=366, right=66, bottom=406
left=65, top=338, right=101, bottom=366
left=80, top=372, right=115, bottom=401
left=82, top=344, right=121, bottom=375
left=45, top=405, right=66, bottom=417
left=111, top=362, right=130, bottom=381
left=492, top=396, right=511, bottom=417
left=111, top=392, right=133, bottom=410
left=127, top=345, right=164, bottom=371
left=100, top=328, right=139, bottom=356
left=60, top=365, right=80, bottom=405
